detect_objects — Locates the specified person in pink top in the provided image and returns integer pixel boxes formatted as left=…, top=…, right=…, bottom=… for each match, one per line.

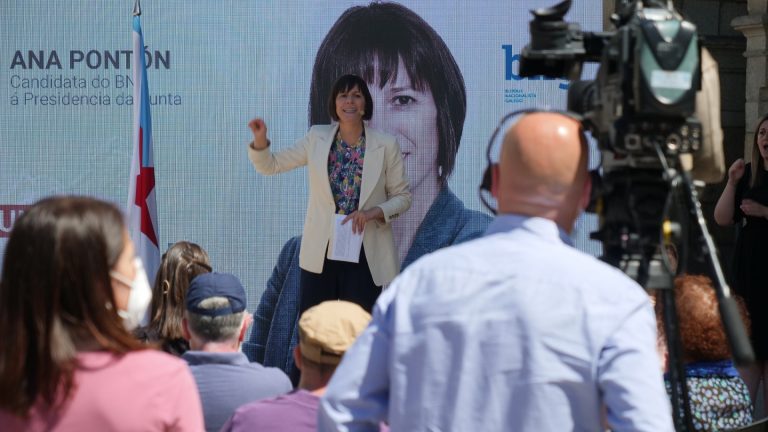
left=0, top=196, right=205, bottom=431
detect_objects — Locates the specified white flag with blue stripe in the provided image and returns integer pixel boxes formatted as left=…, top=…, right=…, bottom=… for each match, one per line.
left=128, top=13, right=160, bottom=285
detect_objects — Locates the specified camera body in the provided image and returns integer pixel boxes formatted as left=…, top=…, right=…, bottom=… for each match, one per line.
left=520, top=0, right=703, bottom=276
left=522, top=0, right=701, bottom=163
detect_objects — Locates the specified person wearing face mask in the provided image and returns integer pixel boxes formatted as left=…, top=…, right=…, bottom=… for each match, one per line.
left=247, top=74, right=411, bottom=317
left=0, top=196, right=204, bottom=431
left=244, top=2, right=490, bottom=384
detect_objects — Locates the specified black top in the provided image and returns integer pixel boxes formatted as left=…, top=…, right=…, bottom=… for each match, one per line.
left=732, top=163, right=768, bottom=359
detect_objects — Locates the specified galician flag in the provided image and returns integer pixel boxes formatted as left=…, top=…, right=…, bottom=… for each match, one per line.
left=127, top=8, right=160, bottom=283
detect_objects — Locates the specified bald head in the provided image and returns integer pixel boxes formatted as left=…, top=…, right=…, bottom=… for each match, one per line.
left=496, top=112, right=590, bottom=232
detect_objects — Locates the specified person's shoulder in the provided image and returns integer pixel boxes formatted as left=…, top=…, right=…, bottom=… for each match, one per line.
left=239, top=390, right=316, bottom=412
left=401, top=235, right=485, bottom=277
left=79, top=350, right=193, bottom=390
left=417, top=188, right=491, bottom=246
left=307, top=124, right=336, bottom=139
left=242, top=360, right=293, bottom=387
left=552, top=242, right=634, bottom=279
left=454, top=207, right=492, bottom=241
left=556, top=247, right=649, bottom=303
left=462, top=206, right=493, bottom=223
left=120, top=349, right=190, bottom=374
left=246, top=360, right=291, bottom=377
left=279, top=235, right=302, bottom=256
left=227, top=391, right=317, bottom=429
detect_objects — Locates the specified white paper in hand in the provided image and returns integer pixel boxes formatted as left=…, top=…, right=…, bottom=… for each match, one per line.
left=330, top=214, right=363, bottom=263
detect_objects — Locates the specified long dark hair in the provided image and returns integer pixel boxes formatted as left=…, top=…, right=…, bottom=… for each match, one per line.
left=146, top=241, right=211, bottom=344
left=750, top=113, right=768, bottom=188
left=310, top=2, right=466, bottom=185
left=0, top=196, right=145, bottom=417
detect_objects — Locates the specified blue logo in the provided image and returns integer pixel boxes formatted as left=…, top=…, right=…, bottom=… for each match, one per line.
left=502, top=45, right=569, bottom=90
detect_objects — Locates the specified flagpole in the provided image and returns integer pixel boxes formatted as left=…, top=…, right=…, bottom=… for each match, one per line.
left=129, top=0, right=161, bottom=288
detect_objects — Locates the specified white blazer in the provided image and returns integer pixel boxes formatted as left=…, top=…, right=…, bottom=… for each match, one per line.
left=248, top=124, right=411, bottom=285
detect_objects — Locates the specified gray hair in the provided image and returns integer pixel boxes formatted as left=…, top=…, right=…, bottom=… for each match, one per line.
left=186, top=297, right=244, bottom=343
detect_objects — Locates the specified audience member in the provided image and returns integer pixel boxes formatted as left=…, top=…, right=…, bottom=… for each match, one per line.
left=0, top=196, right=204, bottom=431
left=658, top=274, right=752, bottom=430
left=318, top=112, right=674, bottom=431
left=181, top=272, right=291, bottom=432
left=221, top=301, right=371, bottom=432
left=136, top=240, right=212, bottom=355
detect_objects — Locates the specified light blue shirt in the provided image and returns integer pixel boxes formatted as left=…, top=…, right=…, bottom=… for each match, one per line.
left=319, top=214, right=673, bottom=431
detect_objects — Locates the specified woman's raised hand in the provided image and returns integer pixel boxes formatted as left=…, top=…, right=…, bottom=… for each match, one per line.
left=248, top=118, right=270, bottom=150
left=728, top=158, right=746, bottom=185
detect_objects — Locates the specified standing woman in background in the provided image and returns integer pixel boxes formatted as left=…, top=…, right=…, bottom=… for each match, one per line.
left=0, top=196, right=204, bottom=431
left=247, top=74, right=411, bottom=314
left=714, top=113, right=768, bottom=415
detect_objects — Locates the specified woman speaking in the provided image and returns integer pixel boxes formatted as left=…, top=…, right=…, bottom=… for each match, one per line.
left=714, top=113, right=768, bottom=414
left=248, top=74, right=411, bottom=313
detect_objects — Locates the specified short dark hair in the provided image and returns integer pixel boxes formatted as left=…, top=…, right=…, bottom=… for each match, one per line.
left=0, top=196, right=144, bottom=417
left=328, top=74, right=374, bottom=122
left=310, top=2, right=466, bottom=185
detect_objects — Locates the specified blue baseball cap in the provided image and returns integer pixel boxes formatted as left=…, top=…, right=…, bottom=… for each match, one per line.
left=185, top=272, right=246, bottom=317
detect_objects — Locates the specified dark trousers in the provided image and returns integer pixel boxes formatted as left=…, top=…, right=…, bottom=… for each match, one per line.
left=299, top=247, right=382, bottom=314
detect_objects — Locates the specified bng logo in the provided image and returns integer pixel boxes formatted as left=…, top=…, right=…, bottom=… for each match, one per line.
left=0, top=205, right=31, bottom=238
left=502, top=45, right=570, bottom=90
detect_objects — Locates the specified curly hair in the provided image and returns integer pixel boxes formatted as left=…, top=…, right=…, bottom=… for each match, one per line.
left=672, top=274, right=750, bottom=362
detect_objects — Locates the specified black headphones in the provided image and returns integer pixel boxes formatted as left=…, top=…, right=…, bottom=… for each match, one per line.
left=479, top=108, right=587, bottom=214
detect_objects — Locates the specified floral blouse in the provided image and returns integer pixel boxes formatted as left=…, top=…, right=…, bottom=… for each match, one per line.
left=665, top=360, right=752, bottom=431
left=327, top=130, right=365, bottom=215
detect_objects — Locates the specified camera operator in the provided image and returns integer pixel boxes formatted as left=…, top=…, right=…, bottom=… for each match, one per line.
left=318, top=112, right=673, bottom=432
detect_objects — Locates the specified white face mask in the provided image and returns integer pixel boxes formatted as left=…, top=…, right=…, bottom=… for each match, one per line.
left=110, top=257, right=152, bottom=331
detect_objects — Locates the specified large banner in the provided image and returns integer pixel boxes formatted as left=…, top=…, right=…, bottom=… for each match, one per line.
left=1, top=1, right=602, bottom=308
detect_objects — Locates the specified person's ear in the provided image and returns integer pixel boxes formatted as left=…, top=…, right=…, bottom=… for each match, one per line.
left=293, top=345, right=303, bottom=371
left=181, top=317, right=191, bottom=341
left=238, top=313, right=252, bottom=342
left=490, top=164, right=501, bottom=199
left=579, top=173, right=592, bottom=211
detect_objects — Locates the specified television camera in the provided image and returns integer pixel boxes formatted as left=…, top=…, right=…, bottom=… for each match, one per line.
left=519, top=2, right=752, bottom=430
